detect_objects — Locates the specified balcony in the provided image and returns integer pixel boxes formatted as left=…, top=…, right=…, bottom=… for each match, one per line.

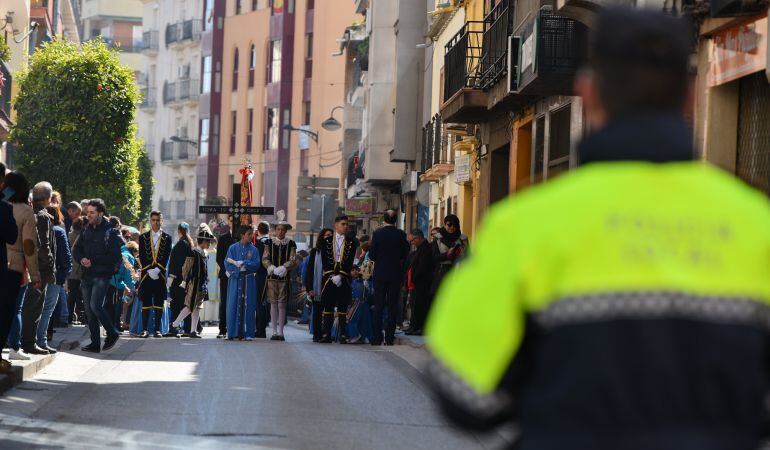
left=161, top=140, right=197, bottom=164
left=513, top=6, right=588, bottom=96
left=141, top=30, right=159, bottom=54
left=478, top=0, right=515, bottom=90
left=440, top=21, right=488, bottom=124
left=163, top=79, right=200, bottom=106
left=420, top=114, right=456, bottom=182
left=165, top=19, right=202, bottom=48
left=139, top=88, right=157, bottom=110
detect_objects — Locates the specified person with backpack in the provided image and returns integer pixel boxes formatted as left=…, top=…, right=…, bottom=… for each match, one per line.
left=73, top=199, right=123, bottom=353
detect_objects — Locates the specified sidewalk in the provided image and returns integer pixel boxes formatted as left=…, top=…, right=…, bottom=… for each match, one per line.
left=395, top=332, right=426, bottom=348
left=0, top=325, right=89, bottom=395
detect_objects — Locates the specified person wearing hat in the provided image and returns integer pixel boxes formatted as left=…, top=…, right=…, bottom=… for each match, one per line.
left=166, top=222, right=196, bottom=337
left=261, top=221, right=297, bottom=341
left=425, top=8, right=770, bottom=449
left=170, top=224, right=215, bottom=338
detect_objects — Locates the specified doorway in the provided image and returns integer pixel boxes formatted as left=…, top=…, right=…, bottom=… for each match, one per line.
left=489, top=144, right=511, bottom=205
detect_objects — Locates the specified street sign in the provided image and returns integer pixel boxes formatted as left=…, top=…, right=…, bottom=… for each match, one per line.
left=310, top=194, right=338, bottom=232
left=198, top=183, right=274, bottom=222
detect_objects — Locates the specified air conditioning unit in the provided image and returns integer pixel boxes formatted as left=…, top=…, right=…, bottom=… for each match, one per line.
left=176, top=127, right=188, bottom=138
left=174, top=178, right=185, bottom=191
left=179, top=64, right=191, bottom=79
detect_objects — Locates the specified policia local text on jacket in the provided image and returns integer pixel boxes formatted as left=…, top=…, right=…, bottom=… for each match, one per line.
left=425, top=112, right=770, bottom=450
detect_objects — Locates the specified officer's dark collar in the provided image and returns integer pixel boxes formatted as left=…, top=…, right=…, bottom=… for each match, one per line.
left=578, top=112, right=694, bottom=165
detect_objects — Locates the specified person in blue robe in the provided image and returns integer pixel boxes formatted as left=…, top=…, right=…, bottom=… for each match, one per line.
left=225, top=226, right=261, bottom=340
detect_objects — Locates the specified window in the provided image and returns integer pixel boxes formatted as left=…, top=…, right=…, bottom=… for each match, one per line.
left=203, top=0, right=214, bottom=30
left=199, top=118, right=210, bottom=157
left=307, top=0, right=314, bottom=9
left=235, top=0, right=242, bottom=14
left=304, top=33, right=313, bottom=79
left=302, top=101, right=311, bottom=125
left=268, top=40, right=282, bottom=83
left=547, top=106, right=571, bottom=179
left=247, top=108, right=254, bottom=153
left=300, top=149, right=309, bottom=177
left=249, top=44, right=256, bottom=87
left=230, top=111, right=237, bottom=155
left=232, top=48, right=239, bottom=90
left=212, top=114, right=220, bottom=155
left=201, top=56, right=212, bottom=93
left=252, top=0, right=258, bottom=10
left=265, top=107, right=279, bottom=150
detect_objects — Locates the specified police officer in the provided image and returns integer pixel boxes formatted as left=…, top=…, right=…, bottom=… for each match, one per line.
left=425, top=8, right=770, bottom=450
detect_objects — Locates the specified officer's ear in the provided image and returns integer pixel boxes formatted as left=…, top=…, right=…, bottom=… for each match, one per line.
left=574, top=68, right=606, bottom=132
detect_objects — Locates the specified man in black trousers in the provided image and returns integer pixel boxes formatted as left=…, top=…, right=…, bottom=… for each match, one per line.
left=368, top=210, right=410, bottom=346
left=215, top=217, right=236, bottom=339
left=405, top=229, right=433, bottom=335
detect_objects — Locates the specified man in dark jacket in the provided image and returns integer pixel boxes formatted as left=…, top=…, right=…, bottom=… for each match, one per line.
left=368, top=210, right=410, bottom=345
left=20, top=182, right=57, bottom=355
left=215, top=216, right=236, bottom=338
left=73, top=198, right=123, bottom=353
left=405, top=229, right=433, bottom=335
left=137, top=211, right=172, bottom=338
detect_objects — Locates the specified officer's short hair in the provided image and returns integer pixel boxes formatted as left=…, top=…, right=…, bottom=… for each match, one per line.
left=589, top=8, right=692, bottom=118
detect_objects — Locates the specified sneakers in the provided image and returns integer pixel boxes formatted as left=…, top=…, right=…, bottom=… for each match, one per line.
left=189, top=332, right=202, bottom=339
left=216, top=333, right=226, bottom=339
left=153, top=331, right=163, bottom=338
left=9, top=349, right=30, bottom=360
left=245, top=337, right=254, bottom=341
left=269, top=334, right=280, bottom=341
left=140, top=331, right=149, bottom=338
left=103, top=334, right=119, bottom=351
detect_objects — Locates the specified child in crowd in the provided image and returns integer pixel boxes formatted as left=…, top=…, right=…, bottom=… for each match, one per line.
left=346, top=265, right=372, bottom=344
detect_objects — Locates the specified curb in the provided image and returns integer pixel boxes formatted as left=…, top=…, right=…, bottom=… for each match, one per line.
left=394, top=335, right=426, bottom=349
left=0, top=329, right=88, bottom=396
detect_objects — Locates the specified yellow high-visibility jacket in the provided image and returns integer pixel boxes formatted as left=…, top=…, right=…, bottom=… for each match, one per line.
left=426, top=161, right=770, bottom=449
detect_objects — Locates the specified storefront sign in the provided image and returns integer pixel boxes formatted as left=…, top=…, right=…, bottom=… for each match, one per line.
left=345, top=197, right=375, bottom=216
left=707, top=16, right=768, bottom=87
left=455, top=154, right=471, bottom=184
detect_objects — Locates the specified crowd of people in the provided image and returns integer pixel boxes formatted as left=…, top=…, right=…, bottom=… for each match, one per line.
left=0, top=163, right=468, bottom=371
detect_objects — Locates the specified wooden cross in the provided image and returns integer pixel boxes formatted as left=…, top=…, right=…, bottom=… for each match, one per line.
left=198, top=183, right=274, bottom=222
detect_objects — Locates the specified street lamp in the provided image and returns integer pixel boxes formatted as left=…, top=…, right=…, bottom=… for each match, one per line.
left=282, top=124, right=319, bottom=143
left=321, top=106, right=343, bottom=131
left=170, top=135, right=199, bottom=147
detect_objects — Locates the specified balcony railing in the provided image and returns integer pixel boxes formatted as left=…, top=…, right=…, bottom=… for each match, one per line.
left=141, top=30, right=159, bottom=53
left=421, top=114, right=454, bottom=174
left=163, top=79, right=200, bottom=105
left=140, top=88, right=157, bottom=109
left=443, top=21, right=484, bottom=103
left=165, top=20, right=202, bottom=47
left=479, top=0, right=514, bottom=89
left=0, top=62, right=12, bottom=120
left=161, top=140, right=196, bottom=163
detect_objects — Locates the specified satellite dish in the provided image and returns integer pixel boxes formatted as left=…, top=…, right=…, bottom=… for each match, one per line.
left=416, top=182, right=431, bottom=207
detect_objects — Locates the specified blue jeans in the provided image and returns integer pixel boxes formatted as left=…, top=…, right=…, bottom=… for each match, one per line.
left=37, top=284, right=62, bottom=348
left=7, top=285, right=28, bottom=351
left=57, top=288, right=69, bottom=323
left=81, top=277, right=119, bottom=347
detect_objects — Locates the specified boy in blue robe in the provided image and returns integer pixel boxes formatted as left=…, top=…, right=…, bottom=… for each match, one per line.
left=225, top=225, right=261, bottom=340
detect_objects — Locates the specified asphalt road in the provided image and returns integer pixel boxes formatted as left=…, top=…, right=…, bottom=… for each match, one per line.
left=0, top=325, right=505, bottom=450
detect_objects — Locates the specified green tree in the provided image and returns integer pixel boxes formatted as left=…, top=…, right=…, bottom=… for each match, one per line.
left=11, top=39, right=143, bottom=223
left=137, top=143, right=155, bottom=221
left=0, top=35, right=10, bottom=63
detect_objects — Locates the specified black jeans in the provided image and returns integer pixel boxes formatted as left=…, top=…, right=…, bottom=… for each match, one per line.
left=218, top=276, right=228, bottom=334
left=373, top=279, right=401, bottom=344
left=255, top=273, right=268, bottom=338
left=21, top=284, right=47, bottom=350
left=67, top=279, right=84, bottom=324
left=409, top=283, right=432, bottom=332
left=0, top=270, right=23, bottom=356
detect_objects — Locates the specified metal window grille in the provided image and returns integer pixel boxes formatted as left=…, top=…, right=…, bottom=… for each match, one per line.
left=737, top=72, right=770, bottom=196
